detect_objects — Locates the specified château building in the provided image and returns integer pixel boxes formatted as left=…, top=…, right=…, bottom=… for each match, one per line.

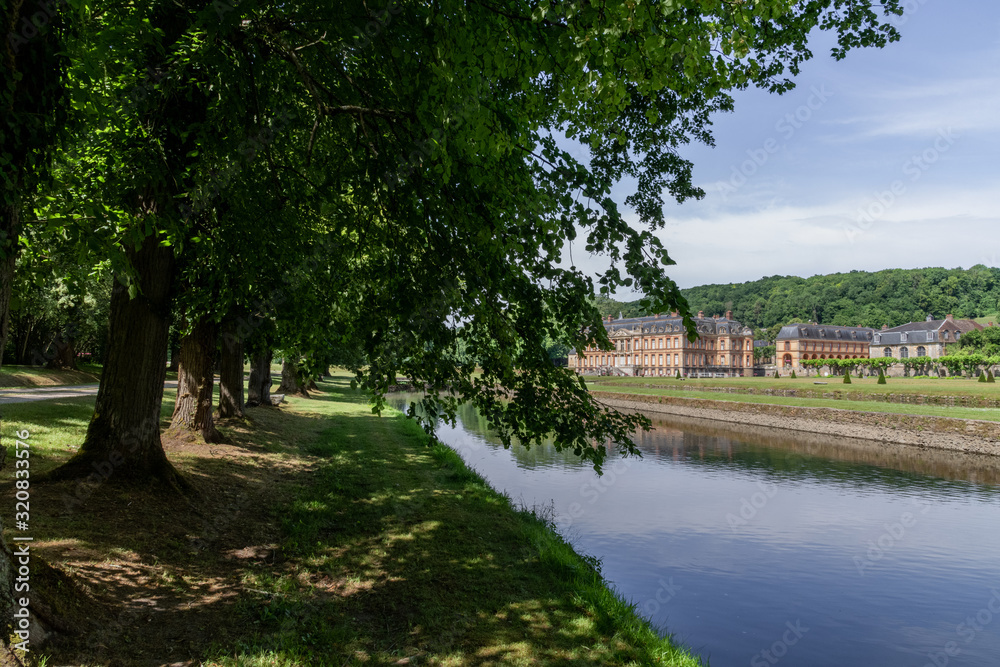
left=870, top=314, right=982, bottom=360
left=569, top=311, right=754, bottom=377
left=776, top=324, right=875, bottom=371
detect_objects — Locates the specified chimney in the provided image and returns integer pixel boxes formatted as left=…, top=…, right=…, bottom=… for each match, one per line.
left=926, top=314, right=933, bottom=322
left=606, top=314, right=613, bottom=323
left=946, top=313, right=954, bottom=321
left=697, top=310, right=704, bottom=318
left=882, top=324, right=888, bottom=331
left=671, top=310, right=678, bottom=317
left=726, top=310, right=733, bottom=320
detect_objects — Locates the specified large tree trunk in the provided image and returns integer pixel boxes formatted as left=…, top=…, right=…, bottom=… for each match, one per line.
left=218, top=316, right=245, bottom=419
left=246, top=350, right=273, bottom=407
left=44, top=330, right=78, bottom=369
left=170, top=317, right=223, bottom=442
left=277, top=357, right=308, bottom=396
left=43, top=234, right=183, bottom=486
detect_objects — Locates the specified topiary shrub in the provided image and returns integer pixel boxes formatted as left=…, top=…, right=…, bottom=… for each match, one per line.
left=843, top=371, right=852, bottom=384
left=675, top=370, right=681, bottom=379
left=877, top=369, right=886, bottom=385
left=790, top=370, right=797, bottom=379
left=989, top=371, right=996, bottom=383
left=774, top=371, right=780, bottom=378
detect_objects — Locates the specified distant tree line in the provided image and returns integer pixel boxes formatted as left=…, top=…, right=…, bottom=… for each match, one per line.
left=595, top=266, right=1000, bottom=339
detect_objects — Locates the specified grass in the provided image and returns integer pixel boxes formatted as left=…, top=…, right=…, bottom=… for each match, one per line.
left=588, top=379, right=1000, bottom=421
left=2, top=372, right=701, bottom=666
left=0, top=363, right=101, bottom=388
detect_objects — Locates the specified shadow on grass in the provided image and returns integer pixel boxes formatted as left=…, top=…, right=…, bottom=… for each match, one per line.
left=7, top=377, right=696, bottom=666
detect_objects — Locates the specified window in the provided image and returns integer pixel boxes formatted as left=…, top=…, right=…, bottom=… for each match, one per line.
left=917, top=346, right=926, bottom=356
left=784, top=341, right=790, bottom=351
left=884, top=348, right=893, bottom=358
left=900, top=347, right=909, bottom=359
left=944, top=331, right=950, bottom=340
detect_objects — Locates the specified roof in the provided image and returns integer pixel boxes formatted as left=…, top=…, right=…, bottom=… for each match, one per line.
left=777, top=323, right=875, bottom=342
left=883, top=318, right=983, bottom=335
left=753, top=340, right=773, bottom=348
left=605, top=314, right=752, bottom=337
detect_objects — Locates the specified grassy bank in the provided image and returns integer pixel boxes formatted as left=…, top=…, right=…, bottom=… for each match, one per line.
left=588, top=382, right=1000, bottom=422
left=2, top=374, right=700, bottom=666
left=0, top=364, right=101, bottom=388
left=587, top=374, right=1000, bottom=398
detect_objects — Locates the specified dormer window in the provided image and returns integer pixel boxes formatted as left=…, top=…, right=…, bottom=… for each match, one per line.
left=874, top=333, right=881, bottom=344
left=944, top=331, right=950, bottom=340
left=900, top=333, right=907, bottom=343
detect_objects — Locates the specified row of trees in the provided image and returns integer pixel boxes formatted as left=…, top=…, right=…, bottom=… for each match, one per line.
left=799, top=354, right=1000, bottom=378
left=597, top=266, right=1000, bottom=332
left=0, top=0, right=908, bottom=648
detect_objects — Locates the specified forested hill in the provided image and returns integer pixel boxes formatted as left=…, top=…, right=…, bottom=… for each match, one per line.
left=594, top=266, right=1000, bottom=335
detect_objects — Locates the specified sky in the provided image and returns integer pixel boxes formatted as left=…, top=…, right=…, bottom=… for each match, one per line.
left=571, top=0, right=1000, bottom=294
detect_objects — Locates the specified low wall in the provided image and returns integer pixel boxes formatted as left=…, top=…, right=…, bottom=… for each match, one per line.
left=594, top=391, right=1000, bottom=457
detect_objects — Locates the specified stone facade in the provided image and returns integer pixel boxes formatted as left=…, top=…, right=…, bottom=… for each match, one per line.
left=776, top=324, right=875, bottom=371
left=571, top=310, right=754, bottom=377
left=870, top=314, right=982, bottom=361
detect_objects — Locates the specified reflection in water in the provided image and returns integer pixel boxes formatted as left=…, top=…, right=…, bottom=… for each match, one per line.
left=388, top=394, right=1000, bottom=667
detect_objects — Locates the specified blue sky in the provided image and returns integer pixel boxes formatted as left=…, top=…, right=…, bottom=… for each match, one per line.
left=581, top=1, right=1000, bottom=293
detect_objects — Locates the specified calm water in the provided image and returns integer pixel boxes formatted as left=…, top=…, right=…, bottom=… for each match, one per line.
left=390, top=395, right=1000, bottom=667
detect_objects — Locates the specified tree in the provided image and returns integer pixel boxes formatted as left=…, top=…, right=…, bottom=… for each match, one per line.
left=29, top=0, right=909, bottom=485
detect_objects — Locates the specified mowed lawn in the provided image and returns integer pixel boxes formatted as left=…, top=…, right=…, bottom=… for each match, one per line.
left=586, top=376, right=1000, bottom=422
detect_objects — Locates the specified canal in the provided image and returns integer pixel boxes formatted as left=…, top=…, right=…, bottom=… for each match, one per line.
left=390, top=396, right=1000, bottom=667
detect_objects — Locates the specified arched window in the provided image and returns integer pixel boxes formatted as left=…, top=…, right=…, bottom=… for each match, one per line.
left=900, top=347, right=909, bottom=359
left=884, top=347, right=893, bottom=358
left=917, top=346, right=926, bottom=356
left=783, top=354, right=792, bottom=367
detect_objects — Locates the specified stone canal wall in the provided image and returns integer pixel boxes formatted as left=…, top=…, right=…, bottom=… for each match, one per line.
left=594, top=391, right=1000, bottom=457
